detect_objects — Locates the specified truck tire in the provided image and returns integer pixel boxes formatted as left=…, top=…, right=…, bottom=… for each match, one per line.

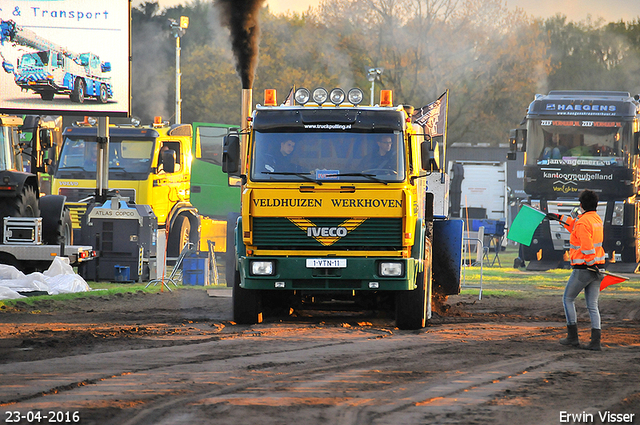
left=167, top=214, right=190, bottom=258
left=232, top=269, right=263, bottom=324
left=61, top=209, right=74, bottom=245
left=71, top=78, right=85, bottom=103
left=97, top=84, right=108, bottom=104
left=40, top=196, right=73, bottom=245
left=395, top=256, right=431, bottom=330
left=0, top=185, right=39, bottom=244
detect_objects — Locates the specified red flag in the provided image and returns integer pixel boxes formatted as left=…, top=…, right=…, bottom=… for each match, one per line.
left=600, top=273, right=628, bottom=291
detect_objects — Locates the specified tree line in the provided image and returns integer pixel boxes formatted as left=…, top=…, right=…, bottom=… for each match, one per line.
left=131, top=0, right=640, bottom=146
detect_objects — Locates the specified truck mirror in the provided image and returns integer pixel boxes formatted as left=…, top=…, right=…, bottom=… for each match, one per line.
left=516, top=128, right=527, bottom=152
left=420, top=140, right=440, bottom=171
left=222, top=134, right=241, bottom=175
left=39, top=129, right=51, bottom=149
left=101, top=62, right=111, bottom=73
left=161, top=149, right=176, bottom=173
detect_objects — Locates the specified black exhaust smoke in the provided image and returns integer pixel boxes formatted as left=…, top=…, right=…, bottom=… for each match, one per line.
left=215, top=0, right=265, bottom=89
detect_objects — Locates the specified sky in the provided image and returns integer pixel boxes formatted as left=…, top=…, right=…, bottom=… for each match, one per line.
left=137, top=0, right=640, bottom=23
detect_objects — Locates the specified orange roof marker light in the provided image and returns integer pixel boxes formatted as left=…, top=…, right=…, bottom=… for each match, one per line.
left=264, top=89, right=277, bottom=106
left=380, top=90, right=393, bottom=107
left=153, top=116, right=163, bottom=127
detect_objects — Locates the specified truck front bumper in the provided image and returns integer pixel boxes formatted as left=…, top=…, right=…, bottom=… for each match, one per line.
left=239, top=256, right=418, bottom=291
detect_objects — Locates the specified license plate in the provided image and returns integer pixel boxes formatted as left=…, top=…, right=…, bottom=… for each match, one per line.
left=306, top=258, right=347, bottom=268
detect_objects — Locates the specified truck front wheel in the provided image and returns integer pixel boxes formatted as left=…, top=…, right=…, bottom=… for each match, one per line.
left=167, top=215, right=190, bottom=258
left=395, top=261, right=431, bottom=330
left=71, top=78, right=85, bottom=103
left=232, top=269, right=263, bottom=324
left=97, top=84, right=108, bottom=104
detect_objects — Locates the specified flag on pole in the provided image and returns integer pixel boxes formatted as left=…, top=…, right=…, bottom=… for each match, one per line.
left=282, top=87, right=295, bottom=106
left=413, top=91, right=448, bottom=138
left=413, top=90, right=449, bottom=164
left=507, top=205, right=546, bottom=246
left=599, top=271, right=629, bottom=291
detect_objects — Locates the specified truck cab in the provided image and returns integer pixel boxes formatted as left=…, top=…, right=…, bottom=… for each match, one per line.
left=51, top=117, right=199, bottom=257
left=508, top=91, right=640, bottom=272
left=223, top=87, right=460, bottom=329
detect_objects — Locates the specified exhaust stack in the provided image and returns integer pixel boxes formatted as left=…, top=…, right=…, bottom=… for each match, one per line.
left=240, top=88, right=252, bottom=172
left=241, top=88, right=252, bottom=130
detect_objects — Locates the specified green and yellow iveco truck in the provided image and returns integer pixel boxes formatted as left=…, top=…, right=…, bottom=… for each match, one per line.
left=222, top=87, right=462, bottom=329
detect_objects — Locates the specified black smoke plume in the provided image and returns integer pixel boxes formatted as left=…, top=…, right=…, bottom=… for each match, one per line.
left=215, top=0, right=265, bottom=89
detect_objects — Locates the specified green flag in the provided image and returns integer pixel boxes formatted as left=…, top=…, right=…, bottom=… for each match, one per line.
left=507, top=205, right=546, bottom=246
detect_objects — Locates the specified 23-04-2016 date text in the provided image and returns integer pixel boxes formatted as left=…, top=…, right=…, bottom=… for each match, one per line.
left=4, top=411, right=80, bottom=423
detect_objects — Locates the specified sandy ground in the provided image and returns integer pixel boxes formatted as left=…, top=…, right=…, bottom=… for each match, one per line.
left=0, top=284, right=638, bottom=425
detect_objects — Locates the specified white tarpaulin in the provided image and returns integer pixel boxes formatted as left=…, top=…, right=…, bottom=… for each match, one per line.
left=0, top=257, right=91, bottom=300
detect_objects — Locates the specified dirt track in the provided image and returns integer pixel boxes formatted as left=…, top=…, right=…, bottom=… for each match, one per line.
left=0, top=286, right=638, bottom=425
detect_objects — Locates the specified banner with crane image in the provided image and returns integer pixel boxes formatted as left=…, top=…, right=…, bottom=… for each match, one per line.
left=0, top=0, right=130, bottom=116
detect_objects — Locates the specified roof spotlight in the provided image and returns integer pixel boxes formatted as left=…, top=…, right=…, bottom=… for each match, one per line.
left=294, top=88, right=310, bottom=105
left=347, top=88, right=364, bottom=105
left=329, top=88, right=346, bottom=105
left=312, top=87, right=328, bottom=104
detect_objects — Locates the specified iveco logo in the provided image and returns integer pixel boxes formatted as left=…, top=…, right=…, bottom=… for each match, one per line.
left=59, top=181, right=79, bottom=186
left=307, top=227, right=348, bottom=238
left=290, top=218, right=367, bottom=246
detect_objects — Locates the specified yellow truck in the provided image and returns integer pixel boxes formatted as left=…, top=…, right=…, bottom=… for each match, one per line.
left=222, top=87, right=462, bottom=329
left=51, top=117, right=202, bottom=258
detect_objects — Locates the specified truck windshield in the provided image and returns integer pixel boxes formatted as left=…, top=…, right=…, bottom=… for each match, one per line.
left=20, top=52, right=48, bottom=67
left=55, top=137, right=154, bottom=179
left=527, top=119, right=633, bottom=167
left=251, top=131, right=405, bottom=183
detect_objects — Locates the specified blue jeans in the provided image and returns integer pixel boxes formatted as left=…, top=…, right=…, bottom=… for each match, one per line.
left=563, top=268, right=603, bottom=329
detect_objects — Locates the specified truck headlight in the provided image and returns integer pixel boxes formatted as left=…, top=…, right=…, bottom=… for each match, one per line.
left=379, top=262, right=403, bottom=277
left=329, top=88, right=346, bottom=105
left=250, top=260, right=274, bottom=276
left=294, top=88, right=310, bottom=105
left=312, top=87, right=328, bottom=104
left=612, top=201, right=624, bottom=226
left=348, top=88, right=364, bottom=105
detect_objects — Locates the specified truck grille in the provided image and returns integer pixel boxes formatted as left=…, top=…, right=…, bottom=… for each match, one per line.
left=58, top=188, right=136, bottom=203
left=252, top=217, right=402, bottom=249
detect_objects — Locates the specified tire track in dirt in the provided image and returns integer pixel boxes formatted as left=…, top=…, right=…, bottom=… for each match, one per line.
left=3, top=320, right=638, bottom=425
left=82, top=324, right=571, bottom=424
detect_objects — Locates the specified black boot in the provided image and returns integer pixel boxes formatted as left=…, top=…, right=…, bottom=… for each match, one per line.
left=559, top=324, right=580, bottom=346
left=582, top=328, right=601, bottom=351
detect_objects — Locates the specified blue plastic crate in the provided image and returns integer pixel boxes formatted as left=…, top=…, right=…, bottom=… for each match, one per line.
left=182, top=255, right=208, bottom=285
left=114, top=265, right=130, bottom=282
left=471, top=219, right=505, bottom=236
left=183, top=270, right=205, bottom=285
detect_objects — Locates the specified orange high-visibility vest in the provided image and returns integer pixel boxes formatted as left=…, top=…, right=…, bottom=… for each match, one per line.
left=560, top=211, right=605, bottom=267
